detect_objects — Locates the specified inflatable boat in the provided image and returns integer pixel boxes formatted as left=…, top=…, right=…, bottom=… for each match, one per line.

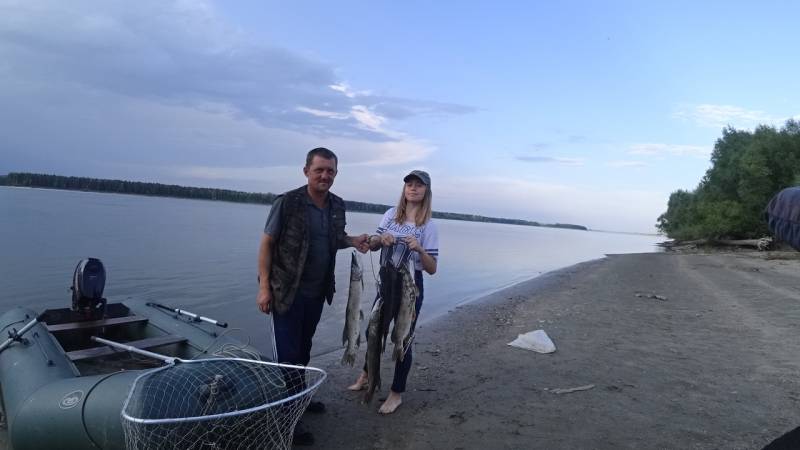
left=0, top=258, right=270, bottom=449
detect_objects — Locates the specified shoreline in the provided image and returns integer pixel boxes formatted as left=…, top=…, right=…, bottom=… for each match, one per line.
left=306, top=251, right=800, bottom=449
left=312, top=257, right=606, bottom=361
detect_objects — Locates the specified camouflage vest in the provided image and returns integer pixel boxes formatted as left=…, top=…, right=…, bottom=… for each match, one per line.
left=270, top=185, right=347, bottom=314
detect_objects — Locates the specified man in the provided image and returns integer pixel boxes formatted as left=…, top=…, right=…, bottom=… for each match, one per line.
left=257, top=147, right=367, bottom=445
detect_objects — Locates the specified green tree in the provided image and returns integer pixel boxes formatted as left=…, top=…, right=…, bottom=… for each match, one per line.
left=657, top=120, right=800, bottom=240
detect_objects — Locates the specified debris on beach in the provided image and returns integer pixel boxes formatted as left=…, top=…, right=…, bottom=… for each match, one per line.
left=635, top=292, right=668, bottom=301
left=549, top=384, right=595, bottom=395
left=507, top=329, right=556, bottom=353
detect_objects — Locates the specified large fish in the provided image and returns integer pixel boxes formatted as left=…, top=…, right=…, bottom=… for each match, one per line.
left=391, top=263, right=418, bottom=362
left=363, top=297, right=383, bottom=403
left=341, top=251, right=364, bottom=366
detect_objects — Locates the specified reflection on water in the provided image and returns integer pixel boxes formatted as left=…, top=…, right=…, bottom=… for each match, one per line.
left=0, top=187, right=661, bottom=357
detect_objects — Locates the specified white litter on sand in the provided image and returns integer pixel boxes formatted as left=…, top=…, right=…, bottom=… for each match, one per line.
left=551, top=384, right=595, bottom=394
left=507, top=329, right=556, bottom=353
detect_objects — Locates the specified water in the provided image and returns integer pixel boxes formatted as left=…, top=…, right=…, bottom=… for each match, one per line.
left=0, top=186, right=662, bottom=357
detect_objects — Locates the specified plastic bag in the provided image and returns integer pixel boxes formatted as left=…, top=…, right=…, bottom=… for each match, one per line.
left=507, top=329, right=556, bottom=353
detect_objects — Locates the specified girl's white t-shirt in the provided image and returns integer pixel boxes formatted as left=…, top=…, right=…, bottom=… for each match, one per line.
left=376, top=207, right=439, bottom=271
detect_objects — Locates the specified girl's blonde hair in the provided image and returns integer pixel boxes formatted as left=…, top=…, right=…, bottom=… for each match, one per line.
left=393, top=181, right=432, bottom=226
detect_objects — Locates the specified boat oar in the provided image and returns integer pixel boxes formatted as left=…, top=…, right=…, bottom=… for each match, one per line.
left=0, top=314, right=45, bottom=354
left=146, top=302, right=228, bottom=328
left=91, top=336, right=177, bottom=364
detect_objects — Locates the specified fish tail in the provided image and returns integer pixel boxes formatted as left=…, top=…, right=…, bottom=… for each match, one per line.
left=341, top=351, right=354, bottom=367
left=364, top=374, right=381, bottom=403
left=364, top=382, right=377, bottom=403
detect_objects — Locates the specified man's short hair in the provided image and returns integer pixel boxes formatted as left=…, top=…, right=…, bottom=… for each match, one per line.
left=306, top=147, right=338, bottom=168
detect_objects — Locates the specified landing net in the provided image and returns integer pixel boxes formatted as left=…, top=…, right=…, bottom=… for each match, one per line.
left=121, top=358, right=326, bottom=450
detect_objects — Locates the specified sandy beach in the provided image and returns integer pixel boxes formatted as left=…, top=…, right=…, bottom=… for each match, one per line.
left=3, top=251, right=800, bottom=449
left=304, top=251, right=800, bottom=449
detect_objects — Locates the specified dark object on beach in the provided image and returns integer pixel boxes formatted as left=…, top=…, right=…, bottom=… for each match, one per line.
left=765, top=187, right=800, bottom=251
left=762, top=424, right=800, bottom=450
left=658, top=238, right=772, bottom=251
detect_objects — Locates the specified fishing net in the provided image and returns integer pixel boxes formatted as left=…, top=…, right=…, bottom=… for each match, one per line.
left=121, top=358, right=326, bottom=450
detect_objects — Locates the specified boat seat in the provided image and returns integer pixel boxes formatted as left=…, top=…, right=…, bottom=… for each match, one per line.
left=46, top=315, right=148, bottom=333
left=66, top=335, right=188, bottom=361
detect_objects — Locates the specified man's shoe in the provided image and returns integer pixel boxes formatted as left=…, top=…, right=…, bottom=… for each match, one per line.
left=307, top=400, right=326, bottom=414
left=292, top=430, right=314, bottom=446
left=292, top=422, right=315, bottom=446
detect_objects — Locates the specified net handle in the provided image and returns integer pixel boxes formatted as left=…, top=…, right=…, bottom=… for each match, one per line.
left=91, top=336, right=177, bottom=364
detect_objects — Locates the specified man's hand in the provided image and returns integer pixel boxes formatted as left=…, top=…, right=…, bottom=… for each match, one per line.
left=257, top=286, right=272, bottom=314
left=380, top=232, right=396, bottom=247
left=352, top=233, right=370, bottom=253
left=257, top=233, right=274, bottom=314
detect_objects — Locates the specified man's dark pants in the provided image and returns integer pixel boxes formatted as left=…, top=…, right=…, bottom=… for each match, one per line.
left=273, top=291, right=325, bottom=366
left=272, top=292, right=324, bottom=445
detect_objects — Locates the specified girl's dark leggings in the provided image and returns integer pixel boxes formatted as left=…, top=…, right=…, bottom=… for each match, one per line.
left=363, top=270, right=423, bottom=393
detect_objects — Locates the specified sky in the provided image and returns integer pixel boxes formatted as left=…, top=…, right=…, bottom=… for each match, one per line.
left=1, top=1, right=799, bottom=233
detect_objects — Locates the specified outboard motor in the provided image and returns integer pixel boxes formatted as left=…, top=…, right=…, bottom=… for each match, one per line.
left=71, top=257, right=107, bottom=319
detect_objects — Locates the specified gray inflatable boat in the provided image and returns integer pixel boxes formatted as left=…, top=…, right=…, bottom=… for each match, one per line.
left=0, top=258, right=266, bottom=449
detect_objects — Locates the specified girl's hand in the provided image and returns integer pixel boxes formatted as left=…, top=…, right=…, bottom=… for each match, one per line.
left=404, top=235, right=421, bottom=252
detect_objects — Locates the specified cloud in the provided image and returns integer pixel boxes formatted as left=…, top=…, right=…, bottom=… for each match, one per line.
left=627, top=143, right=710, bottom=158
left=0, top=0, right=470, bottom=179
left=515, top=156, right=585, bottom=166
left=673, top=104, right=774, bottom=129
left=325, top=83, right=475, bottom=119
left=431, top=175, right=665, bottom=233
left=295, top=107, right=350, bottom=120
left=369, top=97, right=477, bottom=120
left=606, top=160, right=648, bottom=168
left=566, top=134, right=587, bottom=143
left=529, top=143, right=551, bottom=151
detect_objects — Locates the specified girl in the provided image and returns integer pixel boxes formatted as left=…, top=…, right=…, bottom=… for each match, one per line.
left=348, top=170, right=439, bottom=414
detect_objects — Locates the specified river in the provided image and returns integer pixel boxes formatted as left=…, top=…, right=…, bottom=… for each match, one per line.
left=0, top=186, right=662, bottom=357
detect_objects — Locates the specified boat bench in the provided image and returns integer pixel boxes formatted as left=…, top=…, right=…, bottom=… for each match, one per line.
left=66, top=335, right=188, bottom=361
left=46, top=315, right=149, bottom=333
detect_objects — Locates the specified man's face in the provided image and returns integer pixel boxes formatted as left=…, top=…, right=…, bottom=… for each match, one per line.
left=304, top=155, right=337, bottom=194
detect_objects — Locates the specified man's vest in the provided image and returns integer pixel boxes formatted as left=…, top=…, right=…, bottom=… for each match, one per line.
left=270, top=185, right=347, bottom=314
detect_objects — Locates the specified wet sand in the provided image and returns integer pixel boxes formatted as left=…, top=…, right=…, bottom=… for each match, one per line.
left=304, top=251, right=800, bottom=449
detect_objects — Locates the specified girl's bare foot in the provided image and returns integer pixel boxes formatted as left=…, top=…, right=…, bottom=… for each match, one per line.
left=347, top=371, right=368, bottom=391
left=378, top=391, right=402, bottom=414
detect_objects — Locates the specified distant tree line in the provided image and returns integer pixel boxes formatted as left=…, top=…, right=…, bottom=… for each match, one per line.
left=1, top=172, right=587, bottom=230
left=657, top=120, right=800, bottom=240
left=3, top=172, right=277, bottom=204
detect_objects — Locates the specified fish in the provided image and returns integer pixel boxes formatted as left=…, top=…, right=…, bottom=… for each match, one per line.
left=341, top=251, right=364, bottom=366
left=391, top=263, right=418, bottom=362
left=363, top=296, right=384, bottom=403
